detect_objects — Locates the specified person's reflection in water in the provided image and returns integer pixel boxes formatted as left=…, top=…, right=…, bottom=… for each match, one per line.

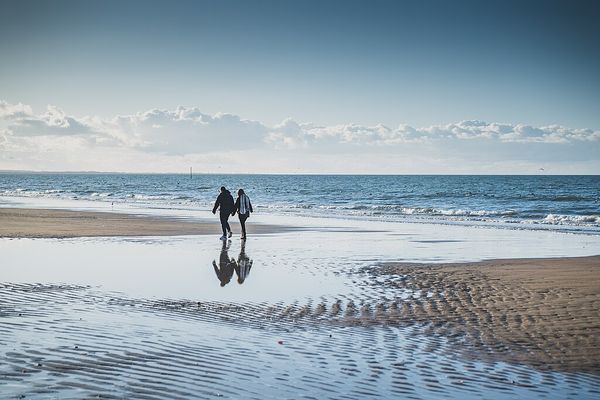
left=234, top=240, right=253, bottom=284
left=212, top=240, right=235, bottom=287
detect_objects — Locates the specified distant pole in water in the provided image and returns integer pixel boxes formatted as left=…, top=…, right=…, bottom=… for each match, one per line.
left=190, top=167, right=192, bottom=178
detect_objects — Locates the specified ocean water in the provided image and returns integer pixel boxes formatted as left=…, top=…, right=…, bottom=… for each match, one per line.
left=1, top=173, right=599, bottom=233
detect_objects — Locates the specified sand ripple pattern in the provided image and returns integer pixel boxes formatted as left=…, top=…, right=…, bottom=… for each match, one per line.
left=366, top=258, right=600, bottom=374
left=1, top=282, right=600, bottom=399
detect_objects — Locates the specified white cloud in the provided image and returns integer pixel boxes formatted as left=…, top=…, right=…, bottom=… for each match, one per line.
left=267, top=119, right=600, bottom=148
left=0, top=101, right=34, bottom=119
left=0, top=100, right=598, bottom=173
left=91, top=107, right=269, bottom=154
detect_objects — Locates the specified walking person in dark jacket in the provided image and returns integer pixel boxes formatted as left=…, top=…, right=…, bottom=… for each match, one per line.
left=233, top=188, right=253, bottom=240
left=212, top=186, right=235, bottom=240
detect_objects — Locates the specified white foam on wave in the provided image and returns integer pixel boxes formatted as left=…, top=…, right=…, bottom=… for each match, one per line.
left=543, top=214, right=600, bottom=225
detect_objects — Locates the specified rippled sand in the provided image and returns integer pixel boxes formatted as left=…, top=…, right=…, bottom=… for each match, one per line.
left=371, top=256, right=600, bottom=373
left=2, top=256, right=600, bottom=399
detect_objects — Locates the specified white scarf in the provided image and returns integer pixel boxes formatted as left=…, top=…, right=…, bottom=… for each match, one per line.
left=239, top=193, right=250, bottom=214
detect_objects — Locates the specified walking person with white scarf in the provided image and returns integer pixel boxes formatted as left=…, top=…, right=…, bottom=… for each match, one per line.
left=233, top=189, right=253, bottom=240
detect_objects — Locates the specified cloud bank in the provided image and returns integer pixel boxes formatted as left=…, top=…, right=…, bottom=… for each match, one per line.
left=1, top=100, right=598, bottom=173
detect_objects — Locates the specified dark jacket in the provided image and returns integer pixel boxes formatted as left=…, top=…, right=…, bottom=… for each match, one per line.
left=213, top=190, right=235, bottom=215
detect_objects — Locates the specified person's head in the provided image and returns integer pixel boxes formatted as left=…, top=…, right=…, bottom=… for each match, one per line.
left=237, top=188, right=245, bottom=197
left=220, top=186, right=226, bottom=193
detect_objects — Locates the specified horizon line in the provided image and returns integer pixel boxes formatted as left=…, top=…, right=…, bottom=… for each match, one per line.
left=0, top=169, right=595, bottom=177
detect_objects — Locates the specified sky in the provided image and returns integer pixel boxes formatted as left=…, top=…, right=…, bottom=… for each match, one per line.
left=0, top=0, right=599, bottom=174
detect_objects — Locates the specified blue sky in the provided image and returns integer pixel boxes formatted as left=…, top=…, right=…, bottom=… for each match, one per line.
left=0, top=0, right=599, bottom=173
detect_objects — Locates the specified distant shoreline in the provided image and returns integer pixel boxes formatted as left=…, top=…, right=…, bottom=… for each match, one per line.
left=0, top=207, right=289, bottom=238
left=1, top=170, right=597, bottom=176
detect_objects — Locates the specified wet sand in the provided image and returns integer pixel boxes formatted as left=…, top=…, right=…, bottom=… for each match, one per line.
left=372, top=256, right=600, bottom=373
left=2, top=207, right=600, bottom=398
left=8, top=282, right=589, bottom=400
left=0, top=207, right=288, bottom=238
left=2, top=258, right=600, bottom=399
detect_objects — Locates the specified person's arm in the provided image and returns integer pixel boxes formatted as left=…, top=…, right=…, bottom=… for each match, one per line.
left=233, top=198, right=239, bottom=216
left=249, top=199, right=253, bottom=213
left=212, top=196, right=220, bottom=214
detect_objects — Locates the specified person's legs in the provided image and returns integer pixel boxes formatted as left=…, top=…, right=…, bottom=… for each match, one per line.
left=239, top=214, right=248, bottom=238
left=219, top=214, right=228, bottom=237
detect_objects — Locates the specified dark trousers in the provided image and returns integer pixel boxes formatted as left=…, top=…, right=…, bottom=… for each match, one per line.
left=219, top=213, right=231, bottom=236
left=238, top=213, right=249, bottom=237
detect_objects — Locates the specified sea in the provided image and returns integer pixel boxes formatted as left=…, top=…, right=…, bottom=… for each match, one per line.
left=1, top=173, right=599, bottom=234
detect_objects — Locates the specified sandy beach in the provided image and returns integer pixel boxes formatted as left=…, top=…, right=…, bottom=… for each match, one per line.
left=0, top=207, right=288, bottom=238
left=2, top=206, right=600, bottom=398
left=371, top=256, right=600, bottom=373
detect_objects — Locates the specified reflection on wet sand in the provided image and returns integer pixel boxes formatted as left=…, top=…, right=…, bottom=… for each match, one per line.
left=234, top=241, right=252, bottom=284
left=212, top=241, right=235, bottom=287
left=212, top=240, right=253, bottom=286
